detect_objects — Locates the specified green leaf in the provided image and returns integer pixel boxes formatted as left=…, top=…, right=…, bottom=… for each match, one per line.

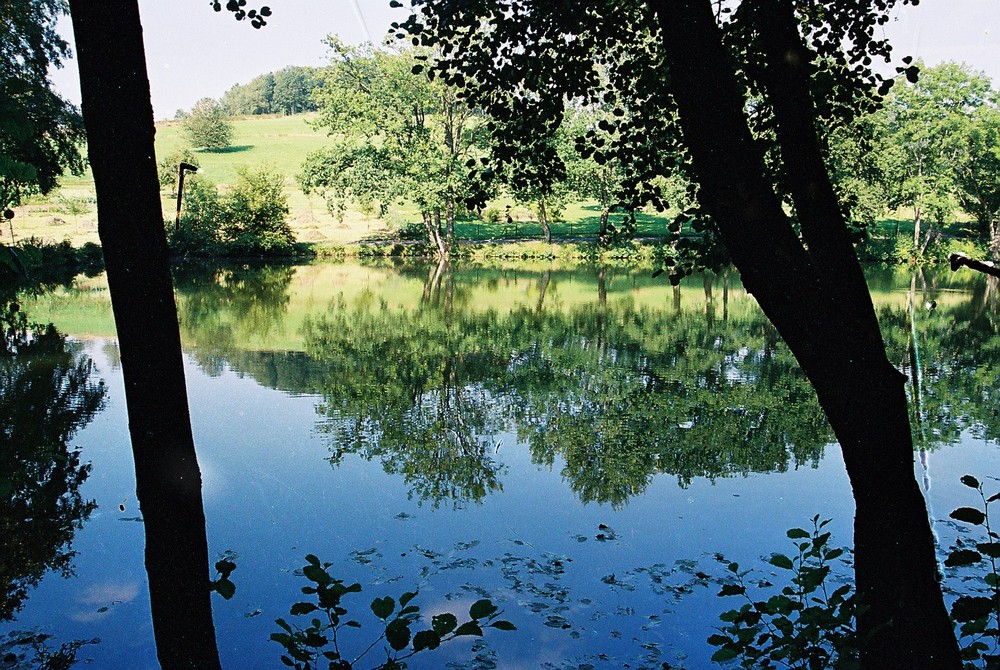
left=768, top=553, right=794, bottom=570
left=305, top=554, right=321, bottom=566
left=825, top=548, right=844, bottom=561
left=385, top=618, right=411, bottom=651
left=951, top=507, right=987, bottom=525
left=711, top=648, right=739, bottom=662
left=454, top=621, right=484, bottom=637
left=399, top=591, right=417, bottom=608
left=490, top=620, right=517, bottom=631
left=786, top=528, right=810, bottom=539
left=945, top=549, right=983, bottom=567
left=346, top=620, right=362, bottom=628
left=978, top=543, right=1000, bottom=559
left=215, top=558, right=237, bottom=579
left=432, top=612, right=458, bottom=636
left=370, top=596, right=395, bottom=620
left=212, top=578, right=236, bottom=600
left=961, top=475, right=981, bottom=489
left=469, top=599, right=498, bottom=620
left=412, top=629, right=441, bottom=651
left=706, top=634, right=731, bottom=646
left=951, top=596, right=994, bottom=622
left=718, top=583, right=745, bottom=597
left=290, top=602, right=318, bottom=616
left=303, top=564, right=330, bottom=585
left=765, top=595, right=797, bottom=616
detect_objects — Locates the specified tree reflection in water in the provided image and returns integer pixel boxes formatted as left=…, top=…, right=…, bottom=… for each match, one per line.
left=168, top=263, right=1000, bottom=513
left=297, top=265, right=830, bottom=508
left=0, top=302, right=106, bottom=621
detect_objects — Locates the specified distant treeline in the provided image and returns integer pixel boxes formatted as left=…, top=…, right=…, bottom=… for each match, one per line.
left=215, top=65, right=321, bottom=117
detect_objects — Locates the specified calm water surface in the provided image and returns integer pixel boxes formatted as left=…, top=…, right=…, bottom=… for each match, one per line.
left=3, top=261, right=999, bottom=668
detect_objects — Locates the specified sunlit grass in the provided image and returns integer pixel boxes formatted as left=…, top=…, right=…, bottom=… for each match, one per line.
left=8, top=113, right=680, bottom=248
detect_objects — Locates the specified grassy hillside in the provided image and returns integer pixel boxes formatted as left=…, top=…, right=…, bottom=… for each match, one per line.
left=8, top=112, right=672, bottom=248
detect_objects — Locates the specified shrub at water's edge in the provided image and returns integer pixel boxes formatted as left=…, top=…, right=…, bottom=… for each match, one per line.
left=168, top=165, right=299, bottom=257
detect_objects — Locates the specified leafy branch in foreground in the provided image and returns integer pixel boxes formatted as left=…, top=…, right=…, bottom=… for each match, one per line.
left=943, top=474, right=1000, bottom=668
left=270, top=554, right=515, bottom=669
left=708, top=516, right=859, bottom=669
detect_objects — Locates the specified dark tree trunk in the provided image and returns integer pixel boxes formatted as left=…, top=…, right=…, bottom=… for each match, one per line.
left=67, top=3, right=222, bottom=668
left=650, top=1, right=961, bottom=667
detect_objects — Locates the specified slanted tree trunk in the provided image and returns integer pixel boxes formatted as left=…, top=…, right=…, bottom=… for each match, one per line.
left=651, top=1, right=961, bottom=667
left=67, top=3, right=222, bottom=668
left=538, top=200, right=553, bottom=243
left=536, top=270, right=551, bottom=312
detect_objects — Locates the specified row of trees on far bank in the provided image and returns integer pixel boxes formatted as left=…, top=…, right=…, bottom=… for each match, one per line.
left=294, top=37, right=1000, bottom=263
left=216, top=65, right=321, bottom=117
left=878, top=62, right=1000, bottom=259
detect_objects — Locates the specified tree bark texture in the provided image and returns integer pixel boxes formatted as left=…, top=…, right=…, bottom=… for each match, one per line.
left=649, top=1, right=961, bottom=667
left=67, top=2, right=222, bottom=668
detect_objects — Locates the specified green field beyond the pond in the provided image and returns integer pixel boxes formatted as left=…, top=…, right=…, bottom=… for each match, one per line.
left=8, top=113, right=675, bottom=249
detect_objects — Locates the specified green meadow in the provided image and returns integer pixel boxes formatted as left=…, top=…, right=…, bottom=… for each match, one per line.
left=9, top=113, right=676, bottom=250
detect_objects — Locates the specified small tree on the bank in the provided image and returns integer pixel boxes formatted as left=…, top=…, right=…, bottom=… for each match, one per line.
left=302, top=38, right=489, bottom=258
left=183, top=98, right=234, bottom=152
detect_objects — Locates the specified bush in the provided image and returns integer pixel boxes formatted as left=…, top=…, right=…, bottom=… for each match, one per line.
left=482, top=206, right=502, bottom=224
left=157, top=147, right=200, bottom=191
left=170, top=166, right=294, bottom=257
left=221, top=166, right=293, bottom=255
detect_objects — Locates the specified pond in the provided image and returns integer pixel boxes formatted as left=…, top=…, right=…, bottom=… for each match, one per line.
left=2, top=260, right=999, bottom=669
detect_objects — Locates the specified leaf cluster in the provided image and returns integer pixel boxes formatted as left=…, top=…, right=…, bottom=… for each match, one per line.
left=270, top=554, right=514, bottom=669
left=943, top=475, right=1000, bottom=668
left=394, top=0, right=916, bottom=274
left=211, top=0, right=271, bottom=29
left=0, top=0, right=85, bottom=209
left=709, top=516, right=858, bottom=669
